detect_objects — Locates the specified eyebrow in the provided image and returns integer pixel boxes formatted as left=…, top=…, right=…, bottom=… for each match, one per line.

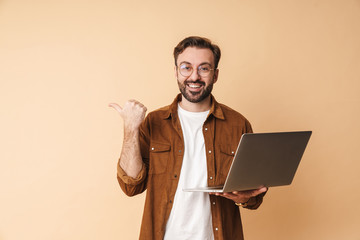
left=179, top=61, right=212, bottom=66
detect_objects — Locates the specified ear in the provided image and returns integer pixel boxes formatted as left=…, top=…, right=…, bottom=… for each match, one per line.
left=213, top=69, right=219, bottom=83
left=174, top=66, right=178, bottom=78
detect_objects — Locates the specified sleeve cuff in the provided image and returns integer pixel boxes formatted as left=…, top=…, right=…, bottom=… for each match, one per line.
left=117, top=160, right=147, bottom=185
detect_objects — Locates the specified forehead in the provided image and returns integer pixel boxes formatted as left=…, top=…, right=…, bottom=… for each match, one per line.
left=177, top=47, right=215, bottom=66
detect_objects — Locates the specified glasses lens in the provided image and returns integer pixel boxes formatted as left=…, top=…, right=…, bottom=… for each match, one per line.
left=179, top=63, right=193, bottom=77
left=198, top=64, right=212, bottom=77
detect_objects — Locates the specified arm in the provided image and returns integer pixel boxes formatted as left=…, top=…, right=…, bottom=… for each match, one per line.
left=119, top=126, right=144, bottom=178
left=109, top=100, right=148, bottom=195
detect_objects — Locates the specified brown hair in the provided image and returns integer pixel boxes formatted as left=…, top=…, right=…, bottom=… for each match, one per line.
left=173, top=36, right=221, bottom=69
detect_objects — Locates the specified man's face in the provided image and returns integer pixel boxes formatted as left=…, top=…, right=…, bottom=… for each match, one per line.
left=175, top=47, right=218, bottom=103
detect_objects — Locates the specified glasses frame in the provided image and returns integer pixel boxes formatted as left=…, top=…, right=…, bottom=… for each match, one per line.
left=177, top=63, right=215, bottom=77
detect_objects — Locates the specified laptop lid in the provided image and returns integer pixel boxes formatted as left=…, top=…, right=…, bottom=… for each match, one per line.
left=183, top=131, right=312, bottom=192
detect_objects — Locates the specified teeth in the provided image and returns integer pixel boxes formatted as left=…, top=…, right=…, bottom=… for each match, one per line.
left=189, top=84, right=201, bottom=88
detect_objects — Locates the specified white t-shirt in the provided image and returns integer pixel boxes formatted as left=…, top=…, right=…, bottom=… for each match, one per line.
left=164, top=105, right=214, bottom=240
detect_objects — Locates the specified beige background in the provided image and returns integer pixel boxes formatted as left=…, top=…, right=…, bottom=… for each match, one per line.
left=1, top=0, right=360, bottom=239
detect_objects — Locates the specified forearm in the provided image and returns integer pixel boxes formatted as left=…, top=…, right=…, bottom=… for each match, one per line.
left=119, top=128, right=144, bottom=179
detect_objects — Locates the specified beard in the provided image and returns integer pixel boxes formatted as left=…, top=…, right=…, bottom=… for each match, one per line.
left=177, top=78, right=214, bottom=103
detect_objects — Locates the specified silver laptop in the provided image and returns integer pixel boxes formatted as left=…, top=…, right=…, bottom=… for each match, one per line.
left=183, top=131, right=312, bottom=192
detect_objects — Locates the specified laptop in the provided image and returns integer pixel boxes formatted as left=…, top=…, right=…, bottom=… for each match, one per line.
left=183, top=131, right=312, bottom=192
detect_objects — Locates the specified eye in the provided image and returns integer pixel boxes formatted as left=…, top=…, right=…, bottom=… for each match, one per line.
left=199, top=64, right=211, bottom=71
left=180, top=63, right=192, bottom=71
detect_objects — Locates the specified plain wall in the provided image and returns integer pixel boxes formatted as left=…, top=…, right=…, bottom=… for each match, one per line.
left=1, top=0, right=359, bottom=239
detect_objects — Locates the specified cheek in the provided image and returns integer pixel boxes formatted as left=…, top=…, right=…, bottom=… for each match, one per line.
left=176, top=74, right=189, bottom=84
left=204, top=78, right=215, bottom=86
left=177, top=78, right=184, bottom=87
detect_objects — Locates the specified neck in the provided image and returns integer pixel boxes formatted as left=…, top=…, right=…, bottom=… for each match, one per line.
left=179, top=95, right=212, bottom=112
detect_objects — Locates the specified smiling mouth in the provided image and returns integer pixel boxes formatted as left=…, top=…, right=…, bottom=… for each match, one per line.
left=186, top=81, right=205, bottom=90
left=188, top=83, right=202, bottom=88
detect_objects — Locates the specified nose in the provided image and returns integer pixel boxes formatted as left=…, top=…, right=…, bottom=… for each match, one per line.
left=188, top=67, right=201, bottom=81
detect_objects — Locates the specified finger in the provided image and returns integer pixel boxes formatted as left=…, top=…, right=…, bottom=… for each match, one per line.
left=253, top=187, right=268, bottom=195
left=128, top=99, right=143, bottom=107
left=126, top=100, right=147, bottom=111
left=258, top=187, right=268, bottom=193
left=247, top=187, right=267, bottom=198
left=140, top=104, right=147, bottom=112
left=130, top=100, right=144, bottom=108
left=108, top=103, right=123, bottom=113
left=224, top=190, right=258, bottom=199
left=222, top=192, right=237, bottom=198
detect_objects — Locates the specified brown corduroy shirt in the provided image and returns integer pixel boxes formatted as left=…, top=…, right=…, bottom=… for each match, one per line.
left=117, top=94, right=265, bottom=240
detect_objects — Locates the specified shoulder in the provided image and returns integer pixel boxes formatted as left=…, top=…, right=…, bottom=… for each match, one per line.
left=141, top=104, right=172, bottom=130
left=146, top=105, right=171, bottom=119
left=216, top=102, right=253, bottom=133
left=218, top=103, right=250, bottom=122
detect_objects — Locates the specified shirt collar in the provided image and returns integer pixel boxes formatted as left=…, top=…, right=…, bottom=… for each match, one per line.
left=162, top=93, right=225, bottom=120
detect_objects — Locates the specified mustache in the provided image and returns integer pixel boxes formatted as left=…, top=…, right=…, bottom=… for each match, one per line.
left=184, top=80, right=205, bottom=86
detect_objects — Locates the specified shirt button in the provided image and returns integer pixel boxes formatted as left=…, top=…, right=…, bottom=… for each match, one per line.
left=213, top=202, right=216, bottom=205
left=179, top=150, right=182, bottom=153
left=151, top=147, right=154, bottom=151
left=209, top=176, right=213, bottom=180
left=174, top=174, right=177, bottom=178
left=205, top=127, right=208, bottom=131
left=231, top=151, right=234, bottom=154
left=170, top=200, right=173, bottom=203
left=208, top=150, right=212, bottom=154
left=215, top=227, right=218, bottom=231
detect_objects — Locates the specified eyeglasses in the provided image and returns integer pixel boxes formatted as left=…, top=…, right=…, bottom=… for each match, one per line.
left=178, top=63, right=215, bottom=77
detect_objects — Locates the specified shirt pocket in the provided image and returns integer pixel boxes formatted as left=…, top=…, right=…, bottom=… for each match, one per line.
left=149, top=141, right=171, bottom=174
left=218, top=144, right=236, bottom=181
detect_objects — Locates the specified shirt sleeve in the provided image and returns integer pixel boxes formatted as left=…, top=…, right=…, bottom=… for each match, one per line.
left=245, top=118, right=253, bottom=133
left=116, top=115, right=151, bottom=196
left=117, top=160, right=147, bottom=184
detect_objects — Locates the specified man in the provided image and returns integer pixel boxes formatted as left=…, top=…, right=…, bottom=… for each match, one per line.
left=109, top=36, right=267, bottom=240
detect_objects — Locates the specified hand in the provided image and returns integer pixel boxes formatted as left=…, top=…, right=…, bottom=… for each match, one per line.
left=109, top=100, right=147, bottom=131
left=210, top=187, right=268, bottom=204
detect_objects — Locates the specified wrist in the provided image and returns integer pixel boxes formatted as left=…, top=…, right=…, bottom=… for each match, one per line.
left=124, top=126, right=140, bottom=136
